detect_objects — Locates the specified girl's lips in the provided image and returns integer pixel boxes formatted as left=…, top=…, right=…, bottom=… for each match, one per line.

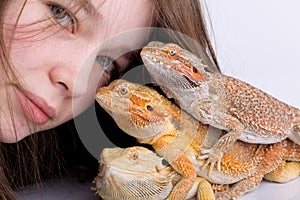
left=14, top=86, right=56, bottom=125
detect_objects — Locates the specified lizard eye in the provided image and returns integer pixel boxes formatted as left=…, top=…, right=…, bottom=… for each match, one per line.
left=131, top=153, right=138, bottom=160
left=169, top=49, right=176, bottom=56
left=146, top=105, right=153, bottom=111
left=120, top=87, right=127, bottom=95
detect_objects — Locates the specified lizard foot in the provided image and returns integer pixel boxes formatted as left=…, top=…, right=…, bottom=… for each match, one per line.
left=198, top=130, right=242, bottom=175
left=198, top=148, right=223, bottom=175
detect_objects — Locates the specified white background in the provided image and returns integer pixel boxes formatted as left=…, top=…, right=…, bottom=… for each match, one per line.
left=206, top=1, right=300, bottom=199
left=206, top=0, right=300, bottom=108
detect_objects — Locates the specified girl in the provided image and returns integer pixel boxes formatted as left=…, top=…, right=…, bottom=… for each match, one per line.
left=0, top=0, right=218, bottom=199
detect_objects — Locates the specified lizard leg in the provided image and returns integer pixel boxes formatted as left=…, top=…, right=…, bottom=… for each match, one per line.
left=215, top=142, right=284, bottom=200
left=166, top=155, right=197, bottom=200
left=195, top=177, right=215, bottom=200
left=199, top=115, right=243, bottom=175
left=214, top=174, right=263, bottom=200
left=264, top=161, right=300, bottom=183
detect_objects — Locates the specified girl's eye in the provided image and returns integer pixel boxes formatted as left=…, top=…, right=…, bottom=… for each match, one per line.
left=97, top=56, right=114, bottom=70
left=96, top=55, right=118, bottom=76
left=48, top=4, right=76, bottom=33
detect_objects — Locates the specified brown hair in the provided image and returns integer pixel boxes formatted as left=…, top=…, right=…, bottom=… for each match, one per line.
left=0, top=1, right=219, bottom=199
left=0, top=0, right=22, bottom=199
left=152, top=0, right=220, bottom=72
left=0, top=1, right=76, bottom=199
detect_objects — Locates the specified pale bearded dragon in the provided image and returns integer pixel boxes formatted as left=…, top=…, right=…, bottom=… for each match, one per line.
left=95, top=79, right=300, bottom=200
left=93, top=146, right=300, bottom=200
left=93, top=146, right=214, bottom=200
left=141, top=41, right=300, bottom=173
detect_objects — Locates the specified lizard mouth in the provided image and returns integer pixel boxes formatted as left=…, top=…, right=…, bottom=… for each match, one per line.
left=95, top=93, right=113, bottom=113
left=93, top=163, right=107, bottom=195
left=97, top=163, right=106, bottom=178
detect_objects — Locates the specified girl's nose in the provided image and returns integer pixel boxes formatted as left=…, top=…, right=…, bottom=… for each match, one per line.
left=48, top=48, right=100, bottom=99
left=49, top=66, right=76, bottom=97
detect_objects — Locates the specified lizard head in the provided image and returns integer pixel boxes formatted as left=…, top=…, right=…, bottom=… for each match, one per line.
left=100, top=146, right=169, bottom=173
left=141, top=41, right=212, bottom=93
left=95, top=79, right=182, bottom=141
left=93, top=146, right=174, bottom=199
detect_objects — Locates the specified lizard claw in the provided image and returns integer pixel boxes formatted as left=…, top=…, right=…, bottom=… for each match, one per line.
left=200, top=148, right=211, bottom=155
left=198, top=148, right=223, bottom=175
left=198, top=154, right=209, bottom=160
left=197, top=147, right=212, bottom=159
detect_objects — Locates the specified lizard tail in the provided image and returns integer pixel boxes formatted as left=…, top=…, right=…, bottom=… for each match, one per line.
left=264, top=138, right=300, bottom=183
left=264, top=161, right=300, bottom=183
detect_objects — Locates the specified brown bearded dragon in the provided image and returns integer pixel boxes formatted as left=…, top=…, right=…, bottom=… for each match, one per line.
left=140, top=41, right=300, bottom=173
left=93, top=146, right=214, bottom=200
left=95, top=79, right=300, bottom=200
left=92, top=146, right=300, bottom=200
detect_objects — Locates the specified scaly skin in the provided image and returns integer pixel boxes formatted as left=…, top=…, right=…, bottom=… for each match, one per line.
left=141, top=41, right=300, bottom=173
left=93, top=146, right=214, bottom=200
left=93, top=146, right=300, bottom=200
left=95, top=79, right=300, bottom=200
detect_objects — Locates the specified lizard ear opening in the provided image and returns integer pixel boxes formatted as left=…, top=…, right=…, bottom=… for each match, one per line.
left=192, top=66, right=197, bottom=73
left=146, top=105, right=154, bottom=111
left=162, top=159, right=169, bottom=166
left=190, top=66, right=205, bottom=81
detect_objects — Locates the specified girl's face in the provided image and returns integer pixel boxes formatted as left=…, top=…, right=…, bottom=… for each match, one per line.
left=0, top=0, right=153, bottom=142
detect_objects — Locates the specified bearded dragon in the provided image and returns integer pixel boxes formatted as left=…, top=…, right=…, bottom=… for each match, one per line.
left=93, top=146, right=300, bottom=200
left=93, top=146, right=214, bottom=200
left=95, top=79, right=300, bottom=200
left=141, top=41, right=300, bottom=173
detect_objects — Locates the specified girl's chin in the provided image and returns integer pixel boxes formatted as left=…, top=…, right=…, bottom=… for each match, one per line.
left=0, top=122, right=48, bottom=143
